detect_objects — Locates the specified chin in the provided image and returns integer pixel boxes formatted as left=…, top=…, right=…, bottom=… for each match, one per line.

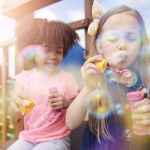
left=45, top=63, right=55, bottom=68
left=110, top=63, right=128, bottom=69
left=118, top=64, right=129, bottom=69
left=117, top=60, right=130, bottom=69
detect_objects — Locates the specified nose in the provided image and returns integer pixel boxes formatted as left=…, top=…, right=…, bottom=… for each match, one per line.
left=117, top=38, right=127, bottom=51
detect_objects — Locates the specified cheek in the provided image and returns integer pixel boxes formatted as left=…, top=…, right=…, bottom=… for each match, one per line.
left=57, top=55, right=63, bottom=62
left=101, top=43, right=116, bottom=58
left=129, top=43, right=140, bottom=57
left=35, top=55, right=46, bottom=65
left=128, top=48, right=140, bottom=63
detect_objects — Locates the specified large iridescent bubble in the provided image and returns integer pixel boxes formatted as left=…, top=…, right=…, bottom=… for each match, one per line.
left=21, top=45, right=46, bottom=70
left=86, top=88, right=112, bottom=119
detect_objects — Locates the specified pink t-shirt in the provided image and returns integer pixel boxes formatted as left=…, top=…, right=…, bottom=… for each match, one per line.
left=15, top=68, right=79, bottom=142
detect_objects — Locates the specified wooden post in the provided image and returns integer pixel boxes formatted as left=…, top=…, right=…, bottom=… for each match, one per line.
left=0, top=40, right=15, bottom=141
left=1, top=46, right=8, bottom=141
left=84, top=0, right=94, bottom=58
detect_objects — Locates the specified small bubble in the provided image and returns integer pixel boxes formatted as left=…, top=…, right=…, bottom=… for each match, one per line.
left=114, top=103, right=125, bottom=116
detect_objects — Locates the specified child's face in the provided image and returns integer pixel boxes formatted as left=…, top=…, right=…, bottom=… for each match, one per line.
left=22, top=45, right=64, bottom=68
left=96, top=12, right=141, bottom=69
left=44, top=47, right=64, bottom=67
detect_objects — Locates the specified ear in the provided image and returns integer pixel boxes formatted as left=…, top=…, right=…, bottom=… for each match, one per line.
left=96, top=40, right=103, bottom=54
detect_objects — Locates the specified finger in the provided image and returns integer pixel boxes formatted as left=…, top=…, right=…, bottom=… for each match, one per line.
left=48, top=95, right=62, bottom=102
left=133, top=99, right=150, bottom=108
left=82, top=63, right=98, bottom=72
left=50, top=101, right=63, bottom=107
left=132, top=113, right=150, bottom=121
left=15, top=97, right=26, bottom=106
left=134, top=119, right=150, bottom=126
left=50, top=97, right=64, bottom=106
left=81, top=64, right=99, bottom=77
left=49, top=97, right=63, bottom=103
left=51, top=105, right=63, bottom=110
left=13, top=102, right=25, bottom=115
left=133, top=105, right=150, bottom=114
left=84, top=55, right=103, bottom=65
left=49, top=93, right=59, bottom=99
left=11, top=102, right=21, bottom=113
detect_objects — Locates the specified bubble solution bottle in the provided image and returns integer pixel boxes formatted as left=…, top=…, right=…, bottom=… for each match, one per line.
left=16, top=97, right=35, bottom=115
left=127, top=91, right=149, bottom=136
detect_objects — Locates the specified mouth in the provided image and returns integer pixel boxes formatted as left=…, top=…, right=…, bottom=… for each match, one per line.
left=109, top=53, right=128, bottom=67
left=115, top=53, right=128, bottom=64
left=46, top=60, right=56, bottom=65
left=117, top=53, right=128, bottom=60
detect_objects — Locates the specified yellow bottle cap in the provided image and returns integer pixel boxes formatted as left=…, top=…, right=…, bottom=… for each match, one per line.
left=95, top=59, right=107, bottom=73
left=17, top=99, right=35, bottom=115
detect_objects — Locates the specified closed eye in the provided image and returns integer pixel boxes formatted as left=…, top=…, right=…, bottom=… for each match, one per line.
left=103, top=32, right=119, bottom=43
left=125, top=32, right=139, bottom=42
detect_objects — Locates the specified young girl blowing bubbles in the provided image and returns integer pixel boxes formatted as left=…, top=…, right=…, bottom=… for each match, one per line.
left=66, top=3, right=150, bottom=150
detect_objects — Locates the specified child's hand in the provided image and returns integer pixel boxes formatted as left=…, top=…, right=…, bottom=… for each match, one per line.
left=132, top=98, right=150, bottom=126
left=81, top=55, right=104, bottom=90
left=10, top=96, right=31, bottom=115
left=48, top=93, right=70, bottom=110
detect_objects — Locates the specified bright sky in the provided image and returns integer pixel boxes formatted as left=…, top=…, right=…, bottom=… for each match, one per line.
left=0, top=15, right=15, bottom=42
left=0, top=0, right=150, bottom=45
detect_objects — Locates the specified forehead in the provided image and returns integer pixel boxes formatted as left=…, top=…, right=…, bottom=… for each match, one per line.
left=102, top=12, right=140, bottom=32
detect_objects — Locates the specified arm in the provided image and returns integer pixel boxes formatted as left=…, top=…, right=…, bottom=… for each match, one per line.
left=66, top=87, right=91, bottom=130
left=66, top=55, right=103, bottom=129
